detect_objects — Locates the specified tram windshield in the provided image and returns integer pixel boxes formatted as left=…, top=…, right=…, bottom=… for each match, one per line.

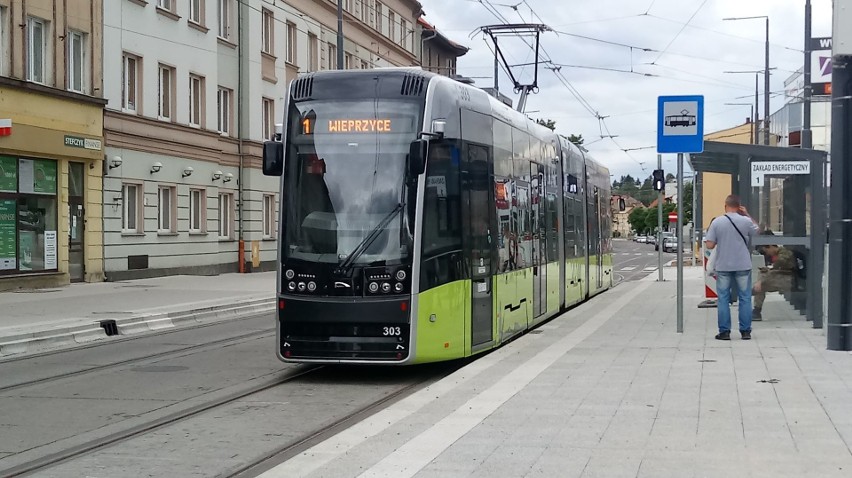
left=282, top=99, right=421, bottom=266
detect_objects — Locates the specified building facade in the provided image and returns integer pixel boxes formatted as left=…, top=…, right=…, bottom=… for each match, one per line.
left=0, top=0, right=106, bottom=290
left=419, top=17, right=468, bottom=77
left=102, top=0, right=423, bottom=280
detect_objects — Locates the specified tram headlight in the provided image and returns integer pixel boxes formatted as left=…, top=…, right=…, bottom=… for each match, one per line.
left=298, top=282, right=307, bottom=292
left=287, top=281, right=296, bottom=291
left=307, top=281, right=317, bottom=292
left=395, top=270, right=406, bottom=281
left=285, top=269, right=295, bottom=280
left=381, top=282, right=391, bottom=293
left=394, top=282, right=404, bottom=293
left=369, top=282, right=379, bottom=293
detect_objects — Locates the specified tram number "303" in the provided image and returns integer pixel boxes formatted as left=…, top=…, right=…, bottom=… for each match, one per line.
left=382, top=327, right=402, bottom=336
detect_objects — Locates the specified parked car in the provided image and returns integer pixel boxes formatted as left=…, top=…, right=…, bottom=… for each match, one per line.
left=637, top=236, right=647, bottom=243
left=656, top=232, right=674, bottom=251
left=663, top=236, right=680, bottom=253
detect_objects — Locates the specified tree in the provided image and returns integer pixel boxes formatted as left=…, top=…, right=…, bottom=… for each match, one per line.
left=628, top=207, right=648, bottom=235
left=566, top=134, right=584, bottom=146
left=666, top=173, right=676, bottom=182
left=536, top=118, right=556, bottom=131
left=683, top=181, right=694, bottom=223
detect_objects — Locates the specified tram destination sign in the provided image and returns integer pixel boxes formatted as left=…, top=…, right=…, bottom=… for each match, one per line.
left=657, top=95, right=705, bottom=154
left=751, top=161, right=810, bottom=187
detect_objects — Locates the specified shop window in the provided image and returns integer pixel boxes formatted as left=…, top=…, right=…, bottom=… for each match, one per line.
left=0, top=157, right=58, bottom=274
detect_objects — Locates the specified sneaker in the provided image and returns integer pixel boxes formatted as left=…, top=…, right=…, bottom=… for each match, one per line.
left=741, top=330, right=751, bottom=340
left=715, top=331, right=731, bottom=341
left=752, top=308, right=762, bottom=321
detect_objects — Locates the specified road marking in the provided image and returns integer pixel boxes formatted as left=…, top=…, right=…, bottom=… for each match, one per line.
left=620, top=266, right=637, bottom=271
left=643, top=267, right=658, bottom=272
left=647, top=253, right=656, bottom=256
left=634, top=253, right=642, bottom=256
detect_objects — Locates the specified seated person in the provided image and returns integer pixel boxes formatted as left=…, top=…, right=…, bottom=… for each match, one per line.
left=752, top=244, right=795, bottom=320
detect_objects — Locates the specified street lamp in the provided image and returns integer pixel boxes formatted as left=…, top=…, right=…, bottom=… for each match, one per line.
left=724, top=69, right=775, bottom=145
left=723, top=15, right=770, bottom=145
left=724, top=102, right=755, bottom=144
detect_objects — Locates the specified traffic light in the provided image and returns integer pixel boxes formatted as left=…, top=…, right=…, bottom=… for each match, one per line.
left=652, top=169, right=665, bottom=192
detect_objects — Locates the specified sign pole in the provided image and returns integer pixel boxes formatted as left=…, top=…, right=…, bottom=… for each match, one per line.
left=677, top=153, right=684, bottom=333
left=658, top=154, right=664, bottom=282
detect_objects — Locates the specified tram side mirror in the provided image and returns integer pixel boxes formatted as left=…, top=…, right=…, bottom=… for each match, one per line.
left=408, top=139, right=427, bottom=178
left=263, top=141, right=283, bottom=176
left=618, top=198, right=626, bottom=212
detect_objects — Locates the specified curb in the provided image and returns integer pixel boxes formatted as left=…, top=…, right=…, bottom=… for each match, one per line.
left=0, top=297, right=275, bottom=357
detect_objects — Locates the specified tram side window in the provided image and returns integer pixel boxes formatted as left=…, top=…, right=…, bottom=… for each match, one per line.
left=493, top=120, right=515, bottom=272
left=512, top=129, right=532, bottom=269
left=420, top=142, right=464, bottom=291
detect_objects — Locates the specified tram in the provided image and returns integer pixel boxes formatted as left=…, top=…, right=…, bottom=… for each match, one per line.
left=262, top=68, right=613, bottom=364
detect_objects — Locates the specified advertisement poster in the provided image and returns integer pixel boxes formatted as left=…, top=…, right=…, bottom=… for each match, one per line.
left=18, top=159, right=34, bottom=194
left=0, top=200, right=15, bottom=270
left=44, top=231, right=57, bottom=270
left=18, top=230, right=35, bottom=271
left=34, top=159, right=57, bottom=194
left=0, top=156, right=16, bottom=193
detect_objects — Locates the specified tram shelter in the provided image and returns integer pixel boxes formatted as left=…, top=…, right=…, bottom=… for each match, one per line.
left=689, top=141, right=828, bottom=327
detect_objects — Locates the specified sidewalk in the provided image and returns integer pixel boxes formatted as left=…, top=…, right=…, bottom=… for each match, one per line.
left=258, top=267, right=852, bottom=478
left=0, top=272, right=276, bottom=356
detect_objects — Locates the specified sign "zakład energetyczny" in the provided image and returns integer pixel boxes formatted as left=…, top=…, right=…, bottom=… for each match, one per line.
left=64, top=135, right=102, bottom=151
left=751, top=161, right=810, bottom=187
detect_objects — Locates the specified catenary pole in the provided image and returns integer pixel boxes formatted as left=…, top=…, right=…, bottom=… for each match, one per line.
left=658, top=154, right=664, bottom=282
left=677, top=153, right=684, bottom=333
left=337, top=0, right=344, bottom=70
left=803, top=0, right=813, bottom=149
left=827, top=0, right=852, bottom=350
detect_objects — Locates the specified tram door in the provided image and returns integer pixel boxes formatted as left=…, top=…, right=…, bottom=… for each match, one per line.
left=532, top=164, right=547, bottom=318
left=463, top=143, right=494, bottom=347
left=594, top=187, right=604, bottom=289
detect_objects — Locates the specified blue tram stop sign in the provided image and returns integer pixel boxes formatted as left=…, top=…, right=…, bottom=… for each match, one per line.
left=657, top=95, right=704, bottom=154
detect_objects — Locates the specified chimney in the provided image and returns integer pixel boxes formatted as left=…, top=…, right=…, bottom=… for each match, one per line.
left=746, top=117, right=751, bottom=124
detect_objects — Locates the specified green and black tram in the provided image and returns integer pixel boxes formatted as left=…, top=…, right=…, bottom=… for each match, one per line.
left=262, top=68, right=613, bottom=364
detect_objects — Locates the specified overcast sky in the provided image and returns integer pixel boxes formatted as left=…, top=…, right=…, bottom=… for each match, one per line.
left=421, top=0, right=833, bottom=182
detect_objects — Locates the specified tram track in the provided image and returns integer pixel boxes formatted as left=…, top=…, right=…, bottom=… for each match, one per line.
left=0, top=362, right=456, bottom=478
left=0, top=326, right=274, bottom=394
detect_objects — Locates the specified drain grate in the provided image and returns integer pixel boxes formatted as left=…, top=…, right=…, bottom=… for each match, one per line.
left=529, top=330, right=543, bottom=335
left=99, top=320, right=119, bottom=336
left=698, top=359, right=717, bottom=363
left=757, top=378, right=780, bottom=384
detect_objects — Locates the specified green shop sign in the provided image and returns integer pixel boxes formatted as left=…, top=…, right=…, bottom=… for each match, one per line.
left=18, top=159, right=56, bottom=195
left=0, top=156, right=15, bottom=192
left=0, top=200, right=16, bottom=270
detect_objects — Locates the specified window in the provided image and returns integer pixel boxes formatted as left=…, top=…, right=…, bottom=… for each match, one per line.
left=218, top=0, right=231, bottom=39
left=359, top=0, right=369, bottom=23
left=122, top=53, right=140, bottom=112
left=262, top=9, right=273, bottom=55
left=218, top=193, right=233, bottom=239
left=286, top=22, right=297, bottom=64
left=343, top=0, right=352, bottom=12
left=157, top=0, right=172, bottom=10
left=360, top=59, right=368, bottom=70
left=262, top=97, right=275, bottom=140
left=189, top=74, right=204, bottom=127
left=189, top=189, right=206, bottom=233
left=327, top=43, right=336, bottom=70
left=262, top=194, right=275, bottom=238
left=388, top=11, right=395, bottom=40
left=122, top=183, right=141, bottom=233
left=217, top=86, right=231, bottom=134
left=400, top=18, right=406, bottom=50
left=158, top=186, right=175, bottom=232
left=345, top=53, right=352, bottom=70
left=158, top=64, right=174, bottom=121
left=0, top=7, right=6, bottom=75
left=308, top=33, right=318, bottom=71
left=375, top=2, right=383, bottom=32
left=67, top=31, right=85, bottom=93
left=27, top=17, right=46, bottom=84
left=189, top=0, right=203, bottom=24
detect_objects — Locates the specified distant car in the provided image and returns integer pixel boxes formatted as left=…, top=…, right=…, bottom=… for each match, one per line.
left=637, top=236, right=647, bottom=243
left=663, top=236, right=679, bottom=253
left=656, top=233, right=674, bottom=251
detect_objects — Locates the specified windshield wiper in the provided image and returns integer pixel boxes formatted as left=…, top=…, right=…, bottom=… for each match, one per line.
left=335, top=203, right=403, bottom=275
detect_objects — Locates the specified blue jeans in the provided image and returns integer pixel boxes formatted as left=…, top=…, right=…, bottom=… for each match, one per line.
left=716, top=270, right=752, bottom=333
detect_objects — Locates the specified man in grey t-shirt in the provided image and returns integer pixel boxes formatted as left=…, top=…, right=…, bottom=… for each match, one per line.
left=705, top=195, right=759, bottom=340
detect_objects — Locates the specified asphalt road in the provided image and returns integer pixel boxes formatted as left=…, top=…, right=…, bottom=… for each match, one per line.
left=613, top=238, right=679, bottom=283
